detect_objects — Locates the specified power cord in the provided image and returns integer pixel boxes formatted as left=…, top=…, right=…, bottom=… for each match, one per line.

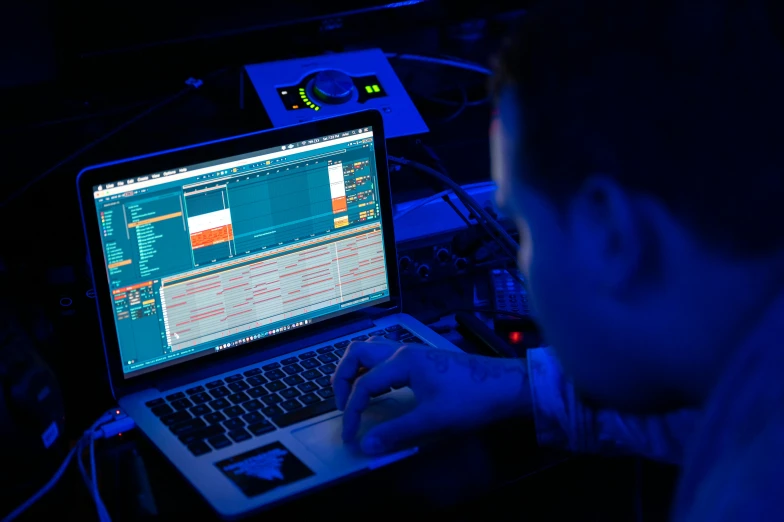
left=2, top=408, right=135, bottom=522
left=385, top=53, right=493, bottom=76
left=388, top=156, right=520, bottom=264
left=0, top=71, right=225, bottom=211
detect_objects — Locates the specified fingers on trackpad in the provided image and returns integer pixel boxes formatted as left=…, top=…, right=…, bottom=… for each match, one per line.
left=291, top=398, right=410, bottom=466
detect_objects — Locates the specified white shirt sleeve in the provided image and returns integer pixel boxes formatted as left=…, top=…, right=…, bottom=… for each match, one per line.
left=527, top=347, right=698, bottom=465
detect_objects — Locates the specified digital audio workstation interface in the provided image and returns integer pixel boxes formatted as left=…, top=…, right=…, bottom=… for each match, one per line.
left=92, top=127, right=389, bottom=377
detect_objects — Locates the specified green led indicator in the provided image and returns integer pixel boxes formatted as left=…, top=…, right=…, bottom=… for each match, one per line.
left=365, top=85, right=373, bottom=93
left=372, top=84, right=380, bottom=93
left=314, top=106, right=320, bottom=111
left=299, top=87, right=305, bottom=92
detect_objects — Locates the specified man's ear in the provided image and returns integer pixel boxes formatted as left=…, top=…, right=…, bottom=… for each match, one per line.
left=567, top=176, right=658, bottom=297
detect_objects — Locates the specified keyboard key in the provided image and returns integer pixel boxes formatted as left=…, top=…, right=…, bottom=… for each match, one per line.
left=334, top=348, right=346, bottom=357
left=242, top=411, right=265, bottom=424
left=151, top=404, right=173, bottom=417
left=261, top=394, right=282, bottom=406
left=247, top=420, right=276, bottom=436
left=265, top=369, right=285, bottom=381
left=283, top=375, right=304, bottom=386
left=302, top=369, right=322, bottom=380
left=315, top=376, right=331, bottom=388
left=165, top=392, right=185, bottom=401
left=228, top=381, right=250, bottom=392
left=209, top=386, right=230, bottom=398
left=298, top=381, right=318, bottom=393
left=351, top=334, right=369, bottom=342
left=190, top=404, right=211, bottom=416
left=369, top=330, right=385, bottom=337
left=225, top=406, right=245, bottom=418
left=316, top=346, right=334, bottom=354
left=161, top=411, right=191, bottom=426
left=280, top=399, right=302, bottom=412
left=243, top=368, right=262, bottom=377
left=265, top=381, right=286, bottom=392
left=171, top=398, right=193, bottom=410
left=185, top=385, right=204, bottom=395
left=247, top=375, right=267, bottom=387
left=191, top=392, right=211, bottom=404
left=319, top=363, right=336, bottom=375
left=186, top=440, right=211, bottom=456
left=280, top=388, right=300, bottom=399
left=334, top=340, right=351, bottom=348
left=262, top=362, right=280, bottom=371
left=225, top=374, right=243, bottom=383
left=209, top=398, right=231, bottom=410
left=385, top=329, right=413, bottom=342
left=228, top=392, right=250, bottom=405
left=224, top=418, right=245, bottom=430
left=145, top=398, right=165, bottom=407
left=243, top=399, right=263, bottom=411
left=282, top=357, right=299, bottom=365
left=208, top=434, right=231, bottom=449
left=247, top=387, right=269, bottom=399
left=317, top=353, right=338, bottom=364
left=204, top=412, right=225, bottom=424
left=384, top=324, right=402, bottom=332
left=261, top=405, right=284, bottom=417
left=407, top=337, right=425, bottom=344
left=299, top=351, right=317, bottom=359
left=270, top=397, right=337, bottom=428
left=300, top=359, right=319, bottom=370
left=178, top=424, right=224, bottom=444
left=300, top=393, right=320, bottom=405
left=228, top=429, right=251, bottom=443
left=282, top=363, right=303, bottom=375
left=317, top=388, right=335, bottom=399
left=170, top=418, right=206, bottom=435
left=206, top=380, right=224, bottom=389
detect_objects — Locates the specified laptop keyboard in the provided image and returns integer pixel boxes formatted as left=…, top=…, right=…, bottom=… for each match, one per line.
left=143, top=325, right=425, bottom=456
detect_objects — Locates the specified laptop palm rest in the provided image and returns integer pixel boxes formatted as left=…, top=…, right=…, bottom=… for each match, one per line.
left=291, top=398, right=413, bottom=468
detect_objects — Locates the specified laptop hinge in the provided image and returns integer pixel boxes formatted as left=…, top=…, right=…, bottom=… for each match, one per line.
left=155, top=317, right=376, bottom=392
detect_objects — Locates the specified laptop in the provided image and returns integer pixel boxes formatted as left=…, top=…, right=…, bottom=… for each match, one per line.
left=77, top=110, right=462, bottom=518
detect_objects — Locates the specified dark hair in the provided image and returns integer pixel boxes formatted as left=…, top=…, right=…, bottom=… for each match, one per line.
left=493, top=0, right=784, bottom=256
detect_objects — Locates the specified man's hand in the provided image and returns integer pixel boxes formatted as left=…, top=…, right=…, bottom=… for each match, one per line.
left=332, top=337, right=531, bottom=455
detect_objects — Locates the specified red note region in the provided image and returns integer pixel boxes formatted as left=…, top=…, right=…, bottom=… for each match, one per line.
left=191, top=224, right=234, bottom=249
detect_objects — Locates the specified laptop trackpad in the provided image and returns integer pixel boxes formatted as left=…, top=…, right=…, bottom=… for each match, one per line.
left=291, top=398, right=412, bottom=468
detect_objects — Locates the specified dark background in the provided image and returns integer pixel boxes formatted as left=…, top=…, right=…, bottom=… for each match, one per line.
left=0, top=1, right=679, bottom=520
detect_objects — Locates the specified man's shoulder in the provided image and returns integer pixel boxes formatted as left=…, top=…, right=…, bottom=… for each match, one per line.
left=674, top=341, right=784, bottom=521
left=683, top=412, right=784, bottom=521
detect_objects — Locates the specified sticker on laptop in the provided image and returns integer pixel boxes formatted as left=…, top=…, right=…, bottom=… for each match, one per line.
left=215, top=441, right=314, bottom=497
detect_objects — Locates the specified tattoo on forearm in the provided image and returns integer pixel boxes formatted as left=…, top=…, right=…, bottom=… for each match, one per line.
left=425, top=349, right=526, bottom=384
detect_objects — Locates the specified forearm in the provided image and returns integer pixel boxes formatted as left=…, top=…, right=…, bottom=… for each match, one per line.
left=527, top=347, right=697, bottom=465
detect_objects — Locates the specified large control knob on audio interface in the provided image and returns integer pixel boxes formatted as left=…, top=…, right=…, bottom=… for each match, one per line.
left=312, top=70, right=355, bottom=104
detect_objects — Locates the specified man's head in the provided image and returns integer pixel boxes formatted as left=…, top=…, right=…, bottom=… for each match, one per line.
left=490, top=0, right=784, bottom=412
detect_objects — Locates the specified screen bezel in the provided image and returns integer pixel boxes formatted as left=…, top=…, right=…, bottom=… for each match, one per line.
left=77, top=110, right=398, bottom=397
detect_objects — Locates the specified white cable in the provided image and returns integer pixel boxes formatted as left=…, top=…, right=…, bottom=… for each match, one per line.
left=385, top=53, right=493, bottom=75
left=0, top=445, right=79, bottom=522
left=1, top=409, right=118, bottom=522
left=393, top=181, right=495, bottom=221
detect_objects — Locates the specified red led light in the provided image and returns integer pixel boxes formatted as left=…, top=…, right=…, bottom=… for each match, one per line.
left=508, top=331, right=523, bottom=344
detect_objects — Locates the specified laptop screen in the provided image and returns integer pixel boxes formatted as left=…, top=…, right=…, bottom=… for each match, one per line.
left=90, top=126, right=389, bottom=378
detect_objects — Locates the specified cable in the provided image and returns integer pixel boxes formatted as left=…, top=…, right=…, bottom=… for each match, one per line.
left=388, top=156, right=519, bottom=258
left=393, top=181, right=496, bottom=221
left=0, top=445, right=79, bottom=522
left=437, top=85, right=469, bottom=124
left=0, top=74, right=216, bottom=211
left=385, top=53, right=493, bottom=76
left=1, top=409, right=123, bottom=522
